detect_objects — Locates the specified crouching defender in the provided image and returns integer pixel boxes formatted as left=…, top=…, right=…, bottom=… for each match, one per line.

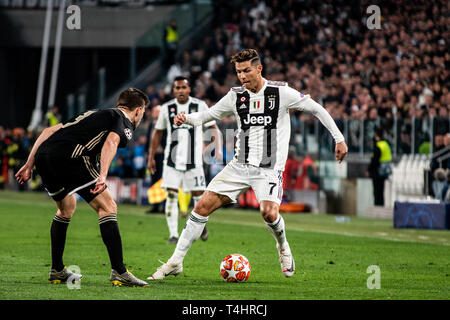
left=16, top=88, right=150, bottom=287
left=147, top=49, right=348, bottom=280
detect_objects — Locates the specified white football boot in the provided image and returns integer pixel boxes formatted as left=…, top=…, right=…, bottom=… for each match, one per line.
left=277, top=242, right=295, bottom=277
left=147, top=260, right=183, bottom=280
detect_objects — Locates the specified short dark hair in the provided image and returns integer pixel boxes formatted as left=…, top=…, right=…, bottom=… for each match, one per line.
left=374, top=127, right=384, bottom=139
left=230, top=49, right=261, bottom=65
left=117, top=88, right=149, bottom=110
left=173, top=76, right=190, bottom=86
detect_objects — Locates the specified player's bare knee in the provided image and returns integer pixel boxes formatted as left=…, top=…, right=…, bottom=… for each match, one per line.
left=193, top=200, right=210, bottom=217
left=107, top=199, right=118, bottom=214
left=97, top=199, right=117, bottom=217
left=56, top=197, right=76, bottom=218
left=260, top=203, right=279, bottom=223
left=57, top=207, right=75, bottom=219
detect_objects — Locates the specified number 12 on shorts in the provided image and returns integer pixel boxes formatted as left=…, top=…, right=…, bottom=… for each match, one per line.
left=194, top=176, right=205, bottom=187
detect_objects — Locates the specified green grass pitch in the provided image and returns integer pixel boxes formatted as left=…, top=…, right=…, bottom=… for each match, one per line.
left=0, top=190, right=449, bottom=300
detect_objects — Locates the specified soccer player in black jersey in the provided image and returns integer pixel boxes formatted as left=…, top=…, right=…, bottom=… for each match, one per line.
left=16, top=88, right=150, bottom=287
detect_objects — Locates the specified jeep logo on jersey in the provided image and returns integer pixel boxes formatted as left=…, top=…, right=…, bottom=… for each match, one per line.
left=124, top=128, right=132, bottom=140
left=243, top=114, right=272, bottom=126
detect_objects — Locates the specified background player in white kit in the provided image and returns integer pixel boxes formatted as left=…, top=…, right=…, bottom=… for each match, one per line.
left=147, top=76, right=221, bottom=244
left=147, top=49, right=348, bottom=280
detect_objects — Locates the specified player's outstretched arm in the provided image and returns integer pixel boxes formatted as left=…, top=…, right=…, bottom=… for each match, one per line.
left=292, top=94, right=347, bottom=163
left=179, top=110, right=216, bottom=127
left=180, top=92, right=235, bottom=127
left=91, top=132, right=120, bottom=194
left=15, top=123, right=63, bottom=184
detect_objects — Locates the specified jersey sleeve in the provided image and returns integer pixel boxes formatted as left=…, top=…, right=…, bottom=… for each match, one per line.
left=200, top=101, right=216, bottom=128
left=108, top=110, right=133, bottom=147
left=283, top=85, right=311, bottom=110
left=284, top=87, right=345, bottom=143
left=185, top=90, right=235, bottom=126
left=154, top=104, right=168, bottom=130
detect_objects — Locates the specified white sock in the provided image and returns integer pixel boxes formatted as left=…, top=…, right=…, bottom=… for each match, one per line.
left=165, top=191, right=179, bottom=238
left=168, top=211, right=208, bottom=264
left=266, top=214, right=288, bottom=249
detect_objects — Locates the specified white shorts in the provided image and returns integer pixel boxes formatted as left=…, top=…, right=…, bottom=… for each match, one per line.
left=207, top=160, right=284, bottom=205
left=161, top=164, right=206, bottom=192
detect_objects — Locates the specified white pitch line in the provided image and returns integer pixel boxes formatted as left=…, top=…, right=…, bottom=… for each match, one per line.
left=213, top=219, right=450, bottom=246
left=1, top=195, right=449, bottom=246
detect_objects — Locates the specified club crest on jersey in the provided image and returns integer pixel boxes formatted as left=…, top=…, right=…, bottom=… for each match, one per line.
left=268, top=97, right=276, bottom=110
left=124, top=128, right=132, bottom=140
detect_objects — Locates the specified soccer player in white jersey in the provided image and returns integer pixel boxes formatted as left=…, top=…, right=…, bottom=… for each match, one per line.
left=147, top=49, right=348, bottom=280
left=147, top=76, right=221, bottom=244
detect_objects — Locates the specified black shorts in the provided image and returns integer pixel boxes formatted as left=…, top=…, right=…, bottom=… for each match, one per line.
left=35, top=152, right=100, bottom=203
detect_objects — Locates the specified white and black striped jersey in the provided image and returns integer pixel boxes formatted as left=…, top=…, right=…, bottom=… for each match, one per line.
left=37, top=108, right=134, bottom=159
left=155, top=96, right=216, bottom=171
left=184, top=78, right=345, bottom=171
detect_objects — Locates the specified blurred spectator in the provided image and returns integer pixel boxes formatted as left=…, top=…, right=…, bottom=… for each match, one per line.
left=0, top=126, right=6, bottom=188
left=418, top=133, right=431, bottom=155
left=6, top=128, right=28, bottom=190
left=164, top=19, right=179, bottom=68
left=45, top=105, right=62, bottom=127
left=432, top=168, right=447, bottom=201
left=399, top=126, right=412, bottom=154
left=434, top=134, right=445, bottom=153
left=283, top=146, right=301, bottom=201
left=295, top=151, right=319, bottom=191
left=145, top=85, right=160, bottom=105
left=441, top=170, right=450, bottom=202
left=109, top=155, right=126, bottom=178
left=428, top=133, right=450, bottom=197
left=132, top=135, right=147, bottom=178
left=109, top=148, right=132, bottom=178
left=367, top=127, right=392, bottom=206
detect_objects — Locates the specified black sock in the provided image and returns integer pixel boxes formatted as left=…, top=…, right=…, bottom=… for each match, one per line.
left=99, top=214, right=126, bottom=274
left=50, top=215, right=71, bottom=271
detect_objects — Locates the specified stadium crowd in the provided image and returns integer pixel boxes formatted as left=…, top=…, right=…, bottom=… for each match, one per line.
left=1, top=0, right=448, bottom=198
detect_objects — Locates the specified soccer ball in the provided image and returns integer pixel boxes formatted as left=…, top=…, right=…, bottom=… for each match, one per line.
left=219, top=254, right=251, bottom=282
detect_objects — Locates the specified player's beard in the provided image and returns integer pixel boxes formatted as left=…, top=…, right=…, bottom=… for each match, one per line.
left=177, top=95, right=188, bottom=104
left=246, top=82, right=257, bottom=93
left=242, top=79, right=257, bottom=93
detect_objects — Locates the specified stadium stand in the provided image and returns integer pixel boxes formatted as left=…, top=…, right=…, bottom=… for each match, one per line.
left=391, top=154, right=431, bottom=203
left=1, top=0, right=448, bottom=211
left=0, top=0, right=190, bottom=8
